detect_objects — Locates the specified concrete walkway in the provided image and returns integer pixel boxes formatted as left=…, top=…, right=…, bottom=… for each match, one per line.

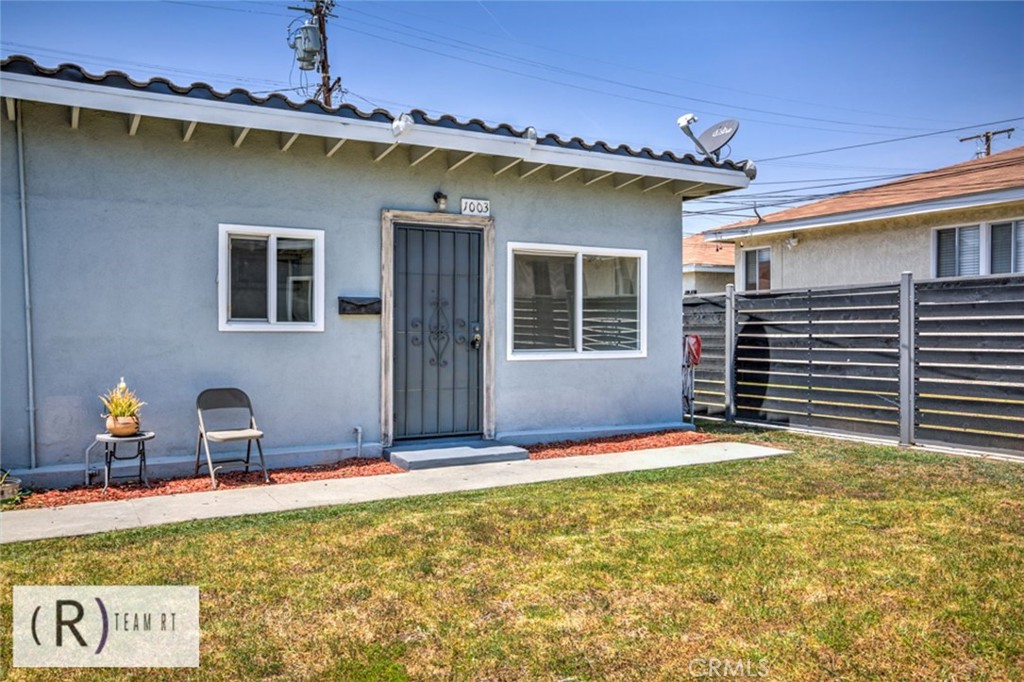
left=0, top=442, right=788, bottom=544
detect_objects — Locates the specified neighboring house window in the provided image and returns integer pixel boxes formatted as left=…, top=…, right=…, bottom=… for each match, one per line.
left=218, top=224, right=325, bottom=332
left=743, top=248, right=771, bottom=291
left=935, top=220, right=1023, bottom=278
left=936, top=225, right=980, bottom=277
left=991, top=220, right=1024, bottom=274
left=508, top=243, right=646, bottom=359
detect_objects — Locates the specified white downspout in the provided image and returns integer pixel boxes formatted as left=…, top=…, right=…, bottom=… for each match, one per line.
left=16, top=101, right=38, bottom=469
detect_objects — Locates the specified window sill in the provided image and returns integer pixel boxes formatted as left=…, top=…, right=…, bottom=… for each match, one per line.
left=218, top=321, right=324, bottom=333
left=507, top=350, right=647, bottom=362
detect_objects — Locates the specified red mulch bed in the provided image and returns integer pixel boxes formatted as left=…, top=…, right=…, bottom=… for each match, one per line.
left=527, top=429, right=715, bottom=460
left=13, top=458, right=403, bottom=510
left=8, top=429, right=716, bottom=509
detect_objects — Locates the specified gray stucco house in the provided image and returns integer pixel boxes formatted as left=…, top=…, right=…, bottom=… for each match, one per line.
left=1, top=56, right=754, bottom=486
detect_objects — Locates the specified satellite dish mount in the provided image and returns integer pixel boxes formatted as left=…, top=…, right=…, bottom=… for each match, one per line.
left=677, top=115, right=741, bottom=162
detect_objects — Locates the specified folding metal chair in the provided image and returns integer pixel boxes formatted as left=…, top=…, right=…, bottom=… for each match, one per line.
left=194, top=388, right=269, bottom=488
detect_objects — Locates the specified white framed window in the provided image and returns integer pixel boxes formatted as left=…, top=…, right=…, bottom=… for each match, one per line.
left=218, top=224, right=325, bottom=332
left=507, top=242, right=647, bottom=360
left=933, top=219, right=1024, bottom=278
left=991, top=220, right=1024, bottom=274
left=935, top=225, right=981, bottom=277
left=742, top=247, right=771, bottom=292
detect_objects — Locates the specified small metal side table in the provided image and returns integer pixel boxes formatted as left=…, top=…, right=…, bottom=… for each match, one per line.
left=95, top=432, right=154, bottom=492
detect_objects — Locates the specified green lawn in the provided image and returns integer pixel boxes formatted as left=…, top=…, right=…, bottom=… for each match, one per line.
left=2, top=424, right=1023, bottom=681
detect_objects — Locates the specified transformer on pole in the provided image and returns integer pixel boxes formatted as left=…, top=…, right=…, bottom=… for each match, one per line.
left=287, top=0, right=340, bottom=107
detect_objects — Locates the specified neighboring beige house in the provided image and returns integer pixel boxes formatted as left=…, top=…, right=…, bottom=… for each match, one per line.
left=705, top=146, right=1024, bottom=290
left=682, top=233, right=734, bottom=294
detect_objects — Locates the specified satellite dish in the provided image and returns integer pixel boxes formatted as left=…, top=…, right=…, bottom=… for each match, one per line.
left=696, top=119, right=740, bottom=159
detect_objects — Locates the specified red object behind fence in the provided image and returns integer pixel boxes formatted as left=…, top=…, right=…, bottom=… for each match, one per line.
left=685, top=334, right=702, bottom=366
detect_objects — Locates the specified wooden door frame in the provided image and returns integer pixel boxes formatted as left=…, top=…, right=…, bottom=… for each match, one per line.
left=380, top=210, right=495, bottom=447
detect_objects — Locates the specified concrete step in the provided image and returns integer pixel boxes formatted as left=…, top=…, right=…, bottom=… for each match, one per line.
left=386, top=439, right=529, bottom=471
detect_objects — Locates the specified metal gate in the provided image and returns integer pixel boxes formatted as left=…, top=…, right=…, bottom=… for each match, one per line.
left=393, top=224, right=483, bottom=439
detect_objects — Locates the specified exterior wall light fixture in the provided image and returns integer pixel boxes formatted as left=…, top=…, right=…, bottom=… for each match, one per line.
left=433, top=191, right=448, bottom=211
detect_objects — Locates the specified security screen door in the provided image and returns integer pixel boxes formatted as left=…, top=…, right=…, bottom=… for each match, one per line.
left=393, top=225, right=483, bottom=439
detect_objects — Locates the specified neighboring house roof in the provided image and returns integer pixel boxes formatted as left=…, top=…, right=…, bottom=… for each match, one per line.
left=707, top=145, right=1024, bottom=240
left=0, top=55, right=756, bottom=194
left=682, top=234, right=734, bottom=272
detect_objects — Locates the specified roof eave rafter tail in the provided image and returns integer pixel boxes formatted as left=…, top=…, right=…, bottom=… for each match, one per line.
left=584, top=170, right=615, bottom=186
left=0, top=72, right=752, bottom=194
left=280, top=131, right=300, bottom=152
left=128, top=113, right=141, bottom=136
left=553, top=166, right=582, bottom=183
left=374, top=141, right=400, bottom=162
left=519, top=162, right=548, bottom=180
left=70, top=106, right=79, bottom=129
left=325, top=138, right=346, bottom=158
left=4, top=97, right=15, bottom=121
left=410, top=146, right=438, bottom=167
left=182, top=120, right=198, bottom=142
left=232, top=126, right=250, bottom=148
left=676, top=181, right=708, bottom=197
left=614, top=174, right=643, bottom=190
left=493, top=157, right=521, bottom=177
left=642, top=177, right=673, bottom=193
left=447, top=150, right=477, bottom=173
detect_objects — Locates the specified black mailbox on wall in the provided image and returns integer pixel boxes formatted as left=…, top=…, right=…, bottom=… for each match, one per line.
left=338, top=296, right=382, bottom=315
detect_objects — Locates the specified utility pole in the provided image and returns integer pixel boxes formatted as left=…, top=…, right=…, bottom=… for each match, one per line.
left=959, top=128, right=1014, bottom=157
left=288, top=0, right=340, bottom=107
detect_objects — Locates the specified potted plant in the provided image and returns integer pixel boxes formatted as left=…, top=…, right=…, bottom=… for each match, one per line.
left=0, top=469, right=21, bottom=502
left=100, top=377, right=146, bottom=437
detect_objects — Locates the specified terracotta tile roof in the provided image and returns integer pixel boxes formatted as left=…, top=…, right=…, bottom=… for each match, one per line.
left=1, top=55, right=756, bottom=174
left=683, top=234, right=734, bottom=267
left=709, top=145, right=1024, bottom=232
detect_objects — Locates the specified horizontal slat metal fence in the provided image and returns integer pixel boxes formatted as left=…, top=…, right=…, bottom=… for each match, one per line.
left=734, top=283, right=901, bottom=438
left=914, top=275, right=1024, bottom=455
left=684, top=273, right=1023, bottom=456
left=682, top=294, right=728, bottom=416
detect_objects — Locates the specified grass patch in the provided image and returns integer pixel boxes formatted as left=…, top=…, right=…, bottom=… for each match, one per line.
left=2, top=424, right=1023, bottom=680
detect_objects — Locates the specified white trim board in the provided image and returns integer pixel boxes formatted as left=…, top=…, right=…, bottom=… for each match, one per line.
left=683, top=264, right=734, bottom=274
left=217, top=223, right=326, bottom=332
left=506, top=241, right=648, bottom=361
left=1, top=72, right=751, bottom=190
left=379, top=210, right=496, bottom=447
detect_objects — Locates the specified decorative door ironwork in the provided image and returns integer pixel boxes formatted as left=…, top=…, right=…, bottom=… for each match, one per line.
left=394, top=225, right=482, bottom=439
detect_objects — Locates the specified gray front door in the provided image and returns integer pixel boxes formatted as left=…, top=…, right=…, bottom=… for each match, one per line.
left=394, top=224, right=483, bottom=439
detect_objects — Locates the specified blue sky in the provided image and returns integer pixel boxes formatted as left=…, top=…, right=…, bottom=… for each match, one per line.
left=2, top=1, right=1022, bottom=233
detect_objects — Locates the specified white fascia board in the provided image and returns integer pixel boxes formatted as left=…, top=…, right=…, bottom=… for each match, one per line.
left=683, top=264, right=734, bottom=273
left=705, top=187, right=1024, bottom=241
left=524, top=143, right=749, bottom=188
left=1, top=71, right=750, bottom=188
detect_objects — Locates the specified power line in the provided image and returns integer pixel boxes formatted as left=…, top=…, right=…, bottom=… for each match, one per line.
left=166, top=1, right=287, bottom=17
left=0, top=40, right=289, bottom=88
left=743, top=172, right=918, bottom=186
left=685, top=156, right=1024, bottom=219
left=342, top=3, right=967, bottom=128
left=685, top=175, right=1023, bottom=218
left=757, top=117, right=1024, bottom=162
left=164, top=0, right=947, bottom=137
left=331, top=10, right=932, bottom=134
left=330, top=23, right=906, bottom=138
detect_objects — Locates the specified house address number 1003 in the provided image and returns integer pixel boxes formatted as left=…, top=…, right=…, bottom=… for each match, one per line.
left=461, top=198, right=491, bottom=216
